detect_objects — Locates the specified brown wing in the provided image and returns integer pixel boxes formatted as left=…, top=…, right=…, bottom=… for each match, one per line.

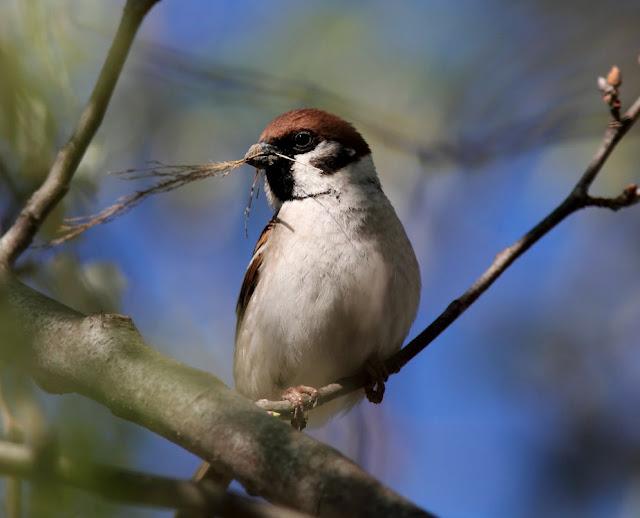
left=236, top=217, right=277, bottom=323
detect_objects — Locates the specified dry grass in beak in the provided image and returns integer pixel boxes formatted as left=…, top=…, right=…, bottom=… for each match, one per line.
left=244, top=169, right=263, bottom=238
left=45, top=146, right=304, bottom=247
left=47, top=158, right=248, bottom=246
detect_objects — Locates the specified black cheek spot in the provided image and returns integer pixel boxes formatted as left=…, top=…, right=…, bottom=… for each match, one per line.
left=310, top=146, right=356, bottom=175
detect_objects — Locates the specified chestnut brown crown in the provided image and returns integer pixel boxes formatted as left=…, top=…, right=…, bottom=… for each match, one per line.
left=259, top=108, right=370, bottom=158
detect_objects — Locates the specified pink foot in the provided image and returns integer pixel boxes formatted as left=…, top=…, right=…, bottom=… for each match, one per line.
left=281, top=385, right=319, bottom=430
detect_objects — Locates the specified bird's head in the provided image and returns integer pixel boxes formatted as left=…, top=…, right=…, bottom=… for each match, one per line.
left=244, top=108, right=377, bottom=207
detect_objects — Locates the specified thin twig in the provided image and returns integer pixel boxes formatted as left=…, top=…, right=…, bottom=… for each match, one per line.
left=0, top=440, right=307, bottom=518
left=0, top=0, right=161, bottom=267
left=257, top=74, right=640, bottom=420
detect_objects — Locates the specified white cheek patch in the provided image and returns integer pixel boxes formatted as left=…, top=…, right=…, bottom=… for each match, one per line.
left=297, top=141, right=341, bottom=170
left=290, top=141, right=342, bottom=197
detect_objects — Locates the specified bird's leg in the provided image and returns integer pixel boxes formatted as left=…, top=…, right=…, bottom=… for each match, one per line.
left=364, top=356, right=389, bottom=404
left=281, top=385, right=319, bottom=431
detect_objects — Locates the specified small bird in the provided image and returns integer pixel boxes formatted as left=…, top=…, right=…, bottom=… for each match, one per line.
left=179, top=109, right=423, bottom=505
left=236, top=108, right=421, bottom=428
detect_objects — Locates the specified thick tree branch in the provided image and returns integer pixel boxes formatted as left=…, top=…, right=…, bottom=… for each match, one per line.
left=0, top=439, right=308, bottom=518
left=0, top=0, right=160, bottom=267
left=257, top=89, right=640, bottom=419
left=0, top=273, right=432, bottom=518
left=0, top=3, right=429, bottom=514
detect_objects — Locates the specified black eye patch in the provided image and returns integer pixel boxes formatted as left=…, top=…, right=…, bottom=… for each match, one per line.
left=264, top=161, right=295, bottom=201
left=274, top=130, right=317, bottom=155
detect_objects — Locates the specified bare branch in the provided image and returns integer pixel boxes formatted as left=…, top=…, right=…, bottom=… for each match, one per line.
left=585, top=184, right=640, bottom=210
left=598, top=65, right=623, bottom=122
left=257, top=73, right=640, bottom=421
left=0, top=0, right=161, bottom=267
left=0, top=439, right=308, bottom=518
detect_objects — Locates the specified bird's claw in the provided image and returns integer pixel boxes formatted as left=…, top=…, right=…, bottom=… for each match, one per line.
left=281, top=385, right=319, bottom=431
left=364, top=357, right=389, bottom=404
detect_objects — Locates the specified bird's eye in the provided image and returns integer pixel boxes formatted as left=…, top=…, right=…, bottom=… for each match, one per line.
left=293, top=131, right=313, bottom=151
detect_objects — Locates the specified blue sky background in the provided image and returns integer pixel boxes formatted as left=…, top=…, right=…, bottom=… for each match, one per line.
left=3, top=1, right=640, bottom=517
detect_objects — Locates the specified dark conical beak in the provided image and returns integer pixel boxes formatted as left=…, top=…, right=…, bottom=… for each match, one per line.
left=244, top=142, right=278, bottom=169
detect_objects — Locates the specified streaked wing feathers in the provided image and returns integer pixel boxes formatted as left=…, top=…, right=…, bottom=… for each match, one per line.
left=236, top=217, right=276, bottom=323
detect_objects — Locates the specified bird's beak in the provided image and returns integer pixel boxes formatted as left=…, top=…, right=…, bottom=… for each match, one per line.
left=244, top=142, right=278, bottom=169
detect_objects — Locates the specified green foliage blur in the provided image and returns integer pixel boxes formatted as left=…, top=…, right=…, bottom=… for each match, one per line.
left=1, top=0, right=639, bottom=517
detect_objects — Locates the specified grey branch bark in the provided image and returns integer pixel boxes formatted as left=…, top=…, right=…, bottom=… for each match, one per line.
left=257, top=92, right=640, bottom=419
left=0, top=0, right=161, bottom=266
left=0, top=273, right=432, bottom=518
left=0, top=439, right=308, bottom=518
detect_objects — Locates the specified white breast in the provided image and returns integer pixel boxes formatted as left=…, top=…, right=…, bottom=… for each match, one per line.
left=234, top=169, right=420, bottom=424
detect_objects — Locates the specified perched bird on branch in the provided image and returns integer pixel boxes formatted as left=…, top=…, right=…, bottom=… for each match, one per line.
left=236, top=108, right=421, bottom=428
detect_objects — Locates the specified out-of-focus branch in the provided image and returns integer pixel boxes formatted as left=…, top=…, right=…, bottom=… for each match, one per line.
left=0, top=0, right=161, bottom=267
left=0, top=158, right=22, bottom=234
left=138, top=42, right=583, bottom=168
left=0, top=439, right=308, bottom=518
left=0, top=274, right=432, bottom=518
left=257, top=68, right=640, bottom=420
left=0, top=157, right=21, bottom=204
left=0, top=384, right=23, bottom=518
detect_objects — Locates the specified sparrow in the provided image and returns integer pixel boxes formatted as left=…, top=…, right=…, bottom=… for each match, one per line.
left=235, top=108, right=421, bottom=429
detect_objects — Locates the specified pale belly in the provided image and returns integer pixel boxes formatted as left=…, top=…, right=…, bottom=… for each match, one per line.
left=233, top=197, right=420, bottom=424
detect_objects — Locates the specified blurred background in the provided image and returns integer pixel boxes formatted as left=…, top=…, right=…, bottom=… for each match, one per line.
left=1, top=0, right=639, bottom=516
